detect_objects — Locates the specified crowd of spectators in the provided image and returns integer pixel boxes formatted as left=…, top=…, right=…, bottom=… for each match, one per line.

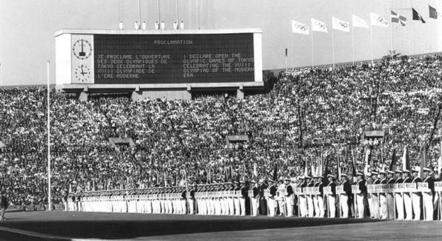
left=0, top=54, right=441, bottom=207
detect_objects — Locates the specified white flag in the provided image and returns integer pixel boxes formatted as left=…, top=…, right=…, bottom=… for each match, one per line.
left=291, top=20, right=309, bottom=35
left=370, top=12, right=389, bottom=27
left=332, top=17, right=350, bottom=32
left=311, top=18, right=328, bottom=32
left=352, top=14, right=369, bottom=28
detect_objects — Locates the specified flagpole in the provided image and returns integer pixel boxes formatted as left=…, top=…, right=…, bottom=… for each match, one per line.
left=285, top=48, right=288, bottom=73
left=176, top=0, right=179, bottom=23
left=157, top=0, right=161, bottom=23
left=47, top=60, right=52, bottom=211
left=390, top=12, right=394, bottom=53
left=331, top=28, right=335, bottom=69
left=311, top=31, right=314, bottom=67
left=369, top=24, right=374, bottom=65
left=137, top=0, right=141, bottom=24
left=351, top=24, right=355, bottom=65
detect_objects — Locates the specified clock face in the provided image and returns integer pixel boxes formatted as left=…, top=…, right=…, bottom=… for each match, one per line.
left=74, top=64, right=91, bottom=82
left=72, top=39, right=92, bottom=60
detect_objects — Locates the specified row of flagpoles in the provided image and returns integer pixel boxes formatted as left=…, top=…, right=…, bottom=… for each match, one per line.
left=301, top=144, right=442, bottom=181
left=290, top=5, right=439, bottom=68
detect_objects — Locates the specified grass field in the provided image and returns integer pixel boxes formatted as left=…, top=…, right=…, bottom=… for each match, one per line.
left=0, top=211, right=441, bottom=241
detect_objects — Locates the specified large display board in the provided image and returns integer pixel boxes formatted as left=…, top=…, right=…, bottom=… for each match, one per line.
left=55, top=29, right=262, bottom=87
left=94, top=34, right=255, bottom=84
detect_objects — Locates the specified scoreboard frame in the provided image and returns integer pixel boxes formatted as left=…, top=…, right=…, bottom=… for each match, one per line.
left=55, top=29, right=263, bottom=89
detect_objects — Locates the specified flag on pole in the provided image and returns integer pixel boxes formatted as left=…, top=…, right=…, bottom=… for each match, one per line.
left=391, top=10, right=399, bottom=22
left=370, top=13, right=389, bottom=27
left=429, top=5, right=438, bottom=19
left=253, top=162, right=258, bottom=177
left=304, top=158, right=309, bottom=177
left=363, top=148, right=370, bottom=175
left=337, top=154, right=342, bottom=180
left=402, top=145, right=410, bottom=171
left=412, top=8, right=426, bottom=23
left=399, top=16, right=407, bottom=26
left=419, top=148, right=426, bottom=178
left=311, top=161, right=316, bottom=177
left=389, top=149, right=397, bottom=171
left=352, top=14, right=369, bottom=28
left=323, top=154, right=330, bottom=179
left=272, top=164, right=278, bottom=181
left=311, top=18, right=328, bottom=32
left=392, top=10, right=407, bottom=26
left=351, top=149, right=358, bottom=176
left=291, top=20, right=309, bottom=35
left=332, top=17, right=350, bottom=32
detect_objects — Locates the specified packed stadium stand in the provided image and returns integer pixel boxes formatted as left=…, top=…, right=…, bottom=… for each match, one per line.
left=1, top=53, right=442, bottom=209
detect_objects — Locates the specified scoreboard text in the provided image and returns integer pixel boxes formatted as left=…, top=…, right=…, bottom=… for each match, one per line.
left=93, top=33, right=255, bottom=84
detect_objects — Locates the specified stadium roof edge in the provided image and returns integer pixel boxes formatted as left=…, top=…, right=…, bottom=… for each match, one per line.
left=54, top=28, right=263, bottom=37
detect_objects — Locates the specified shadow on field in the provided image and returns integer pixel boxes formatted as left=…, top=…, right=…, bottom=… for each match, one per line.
left=0, top=215, right=377, bottom=240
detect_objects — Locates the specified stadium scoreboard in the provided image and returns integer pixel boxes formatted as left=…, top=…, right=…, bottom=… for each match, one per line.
left=55, top=29, right=263, bottom=86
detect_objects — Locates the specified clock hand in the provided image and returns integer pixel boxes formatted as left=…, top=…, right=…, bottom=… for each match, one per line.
left=81, top=66, right=85, bottom=76
left=79, top=40, right=86, bottom=57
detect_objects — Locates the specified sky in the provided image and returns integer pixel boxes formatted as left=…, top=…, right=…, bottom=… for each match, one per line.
left=0, top=0, right=441, bottom=86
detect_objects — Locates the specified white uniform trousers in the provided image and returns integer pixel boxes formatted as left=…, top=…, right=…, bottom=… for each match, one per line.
left=188, top=199, right=195, bottom=214
left=215, top=199, right=222, bottom=215
left=327, top=195, right=336, bottom=218
left=197, top=199, right=203, bottom=215
left=422, top=192, right=433, bottom=221
left=412, top=193, right=421, bottom=220
left=340, top=194, right=349, bottom=218
left=286, top=196, right=294, bottom=217
left=228, top=197, right=235, bottom=215
left=356, top=194, right=365, bottom=219
left=313, top=195, right=319, bottom=217
left=387, top=193, right=395, bottom=219
left=240, top=197, right=246, bottom=216
left=379, top=194, right=388, bottom=219
left=372, top=194, right=380, bottom=219
left=267, top=197, right=276, bottom=217
left=234, top=197, right=241, bottom=216
left=277, top=199, right=285, bottom=216
left=403, top=193, right=412, bottom=220
left=306, top=195, right=314, bottom=217
left=317, top=196, right=325, bottom=218
left=368, top=194, right=375, bottom=219
left=299, top=195, right=307, bottom=217
left=251, top=197, right=259, bottom=216
left=222, top=198, right=227, bottom=215
left=395, top=193, right=405, bottom=220
left=208, top=199, right=214, bottom=215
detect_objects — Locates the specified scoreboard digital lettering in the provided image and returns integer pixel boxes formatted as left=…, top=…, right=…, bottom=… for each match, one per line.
left=55, top=29, right=263, bottom=86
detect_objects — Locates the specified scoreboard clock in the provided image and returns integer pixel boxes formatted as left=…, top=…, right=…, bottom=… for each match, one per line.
left=72, top=39, right=92, bottom=60
left=70, top=35, right=94, bottom=84
left=74, top=64, right=91, bottom=82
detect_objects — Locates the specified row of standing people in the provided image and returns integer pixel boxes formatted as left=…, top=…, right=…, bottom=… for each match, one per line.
left=68, top=167, right=441, bottom=221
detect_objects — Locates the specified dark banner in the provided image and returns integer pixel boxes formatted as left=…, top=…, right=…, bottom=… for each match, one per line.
left=94, top=33, right=255, bottom=84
